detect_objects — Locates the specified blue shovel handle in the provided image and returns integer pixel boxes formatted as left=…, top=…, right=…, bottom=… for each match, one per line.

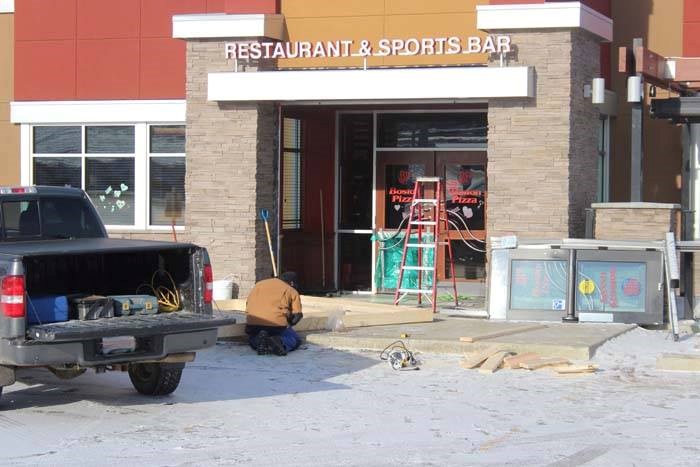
left=260, top=209, right=269, bottom=221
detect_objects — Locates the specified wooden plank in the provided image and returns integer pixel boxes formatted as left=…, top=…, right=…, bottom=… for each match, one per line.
left=459, top=324, right=547, bottom=343
left=342, top=309, right=433, bottom=328
left=503, top=352, right=540, bottom=369
left=520, top=357, right=570, bottom=370
left=656, top=353, right=700, bottom=372
left=479, top=351, right=512, bottom=374
left=460, top=348, right=506, bottom=370
left=553, top=364, right=599, bottom=374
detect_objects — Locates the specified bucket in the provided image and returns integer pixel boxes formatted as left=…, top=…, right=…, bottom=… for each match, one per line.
left=213, top=276, right=234, bottom=301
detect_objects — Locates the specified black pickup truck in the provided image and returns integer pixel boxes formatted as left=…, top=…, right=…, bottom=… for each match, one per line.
left=0, top=186, right=235, bottom=402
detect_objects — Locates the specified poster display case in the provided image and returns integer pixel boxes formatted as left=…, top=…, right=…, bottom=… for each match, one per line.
left=496, top=242, right=665, bottom=324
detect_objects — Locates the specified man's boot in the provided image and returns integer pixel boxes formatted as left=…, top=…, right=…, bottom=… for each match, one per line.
left=256, top=330, right=272, bottom=355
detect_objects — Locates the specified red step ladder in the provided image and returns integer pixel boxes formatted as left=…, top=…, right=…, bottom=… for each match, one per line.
left=393, top=177, right=458, bottom=313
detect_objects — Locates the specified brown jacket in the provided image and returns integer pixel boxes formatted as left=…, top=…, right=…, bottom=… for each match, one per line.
left=245, top=277, right=302, bottom=327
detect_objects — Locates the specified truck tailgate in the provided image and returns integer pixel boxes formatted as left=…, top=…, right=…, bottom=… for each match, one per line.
left=27, top=312, right=237, bottom=342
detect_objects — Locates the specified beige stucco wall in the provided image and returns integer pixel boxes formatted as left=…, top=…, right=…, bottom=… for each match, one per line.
left=279, top=0, right=490, bottom=69
left=0, top=13, right=19, bottom=186
left=610, top=0, right=684, bottom=203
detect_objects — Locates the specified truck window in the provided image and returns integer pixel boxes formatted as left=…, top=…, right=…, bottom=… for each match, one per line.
left=3, top=201, right=40, bottom=238
left=1, top=197, right=104, bottom=240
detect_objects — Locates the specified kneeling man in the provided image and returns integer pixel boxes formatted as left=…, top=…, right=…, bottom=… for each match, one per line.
left=245, top=271, right=303, bottom=356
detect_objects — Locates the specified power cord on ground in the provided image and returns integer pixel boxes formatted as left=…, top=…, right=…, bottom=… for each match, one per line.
left=379, top=340, right=420, bottom=371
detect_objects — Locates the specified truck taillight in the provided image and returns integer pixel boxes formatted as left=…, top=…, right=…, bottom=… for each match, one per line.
left=1, top=275, right=26, bottom=318
left=203, top=265, right=213, bottom=304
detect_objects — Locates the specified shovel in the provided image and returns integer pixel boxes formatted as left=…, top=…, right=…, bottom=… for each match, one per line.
left=260, top=209, right=278, bottom=277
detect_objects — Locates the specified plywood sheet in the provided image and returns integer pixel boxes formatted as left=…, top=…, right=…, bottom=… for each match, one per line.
left=459, top=324, right=547, bottom=343
left=503, top=352, right=540, bottom=369
left=478, top=351, right=512, bottom=374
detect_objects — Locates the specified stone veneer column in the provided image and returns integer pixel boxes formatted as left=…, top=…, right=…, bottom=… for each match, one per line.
left=487, top=29, right=600, bottom=239
left=185, top=39, right=278, bottom=297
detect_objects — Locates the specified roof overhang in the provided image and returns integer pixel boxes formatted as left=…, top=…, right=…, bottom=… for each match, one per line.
left=172, top=13, right=285, bottom=40
left=477, top=2, right=612, bottom=42
left=208, top=66, right=534, bottom=102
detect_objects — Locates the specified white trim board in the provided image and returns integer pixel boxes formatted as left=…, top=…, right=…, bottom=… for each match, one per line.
left=0, top=0, right=14, bottom=14
left=208, top=66, right=534, bottom=102
left=172, top=13, right=285, bottom=40
left=476, top=2, right=612, bottom=42
left=11, top=100, right=186, bottom=124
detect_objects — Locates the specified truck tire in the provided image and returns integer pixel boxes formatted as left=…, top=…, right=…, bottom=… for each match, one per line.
left=128, top=362, right=184, bottom=396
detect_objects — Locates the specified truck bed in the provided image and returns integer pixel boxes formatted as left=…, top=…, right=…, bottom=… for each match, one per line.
left=27, top=312, right=237, bottom=342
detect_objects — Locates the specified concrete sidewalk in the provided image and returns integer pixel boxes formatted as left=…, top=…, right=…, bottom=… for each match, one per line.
left=303, top=316, right=637, bottom=360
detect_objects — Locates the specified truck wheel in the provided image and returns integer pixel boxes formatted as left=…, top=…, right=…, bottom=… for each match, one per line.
left=128, top=363, right=184, bottom=396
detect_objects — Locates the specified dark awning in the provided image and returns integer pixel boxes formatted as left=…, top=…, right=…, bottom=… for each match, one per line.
left=651, top=97, right=700, bottom=122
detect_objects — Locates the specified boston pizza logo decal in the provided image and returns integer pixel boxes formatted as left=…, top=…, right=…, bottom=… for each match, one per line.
left=398, top=170, right=412, bottom=185
left=458, top=169, right=472, bottom=186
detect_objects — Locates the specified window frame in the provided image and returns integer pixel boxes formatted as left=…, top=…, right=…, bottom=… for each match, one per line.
left=28, top=123, right=186, bottom=231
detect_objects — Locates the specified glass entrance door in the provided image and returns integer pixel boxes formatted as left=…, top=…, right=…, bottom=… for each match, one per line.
left=436, top=151, right=487, bottom=281
left=375, top=151, right=487, bottom=286
left=337, top=114, right=373, bottom=291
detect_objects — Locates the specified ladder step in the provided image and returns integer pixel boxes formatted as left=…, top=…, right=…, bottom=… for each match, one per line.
left=416, top=177, right=441, bottom=182
left=401, top=266, right=434, bottom=271
left=410, top=221, right=437, bottom=225
left=406, top=243, right=449, bottom=248
left=398, top=288, right=434, bottom=294
left=412, top=199, right=438, bottom=205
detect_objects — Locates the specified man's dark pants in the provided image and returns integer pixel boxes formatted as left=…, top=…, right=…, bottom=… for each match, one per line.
left=245, top=325, right=301, bottom=352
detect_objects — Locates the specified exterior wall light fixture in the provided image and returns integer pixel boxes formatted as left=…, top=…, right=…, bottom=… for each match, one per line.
left=627, top=75, right=643, bottom=103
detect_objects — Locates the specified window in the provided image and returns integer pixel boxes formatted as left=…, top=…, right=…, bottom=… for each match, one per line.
left=1, top=198, right=103, bottom=240
left=30, top=124, right=186, bottom=229
left=149, top=126, right=186, bottom=226
left=378, top=113, right=487, bottom=148
left=282, top=118, right=303, bottom=230
left=2, top=201, right=39, bottom=238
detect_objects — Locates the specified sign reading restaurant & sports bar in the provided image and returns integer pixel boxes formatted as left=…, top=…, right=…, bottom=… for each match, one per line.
left=225, top=35, right=512, bottom=60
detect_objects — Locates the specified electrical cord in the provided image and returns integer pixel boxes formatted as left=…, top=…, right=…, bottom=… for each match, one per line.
left=136, top=270, right=181, bottom=312
left=379, top=340, right=419, bottom=370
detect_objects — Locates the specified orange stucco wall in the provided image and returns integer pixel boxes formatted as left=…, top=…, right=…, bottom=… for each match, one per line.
left=278, top=0, right=491, bottom=69
left=684, top=0, right=700, bottom=56
left=610, top=0, right=684, bottom=203
left=14, top=0, right=225, bottom=101
left=0, top=13, right=19, bottom=186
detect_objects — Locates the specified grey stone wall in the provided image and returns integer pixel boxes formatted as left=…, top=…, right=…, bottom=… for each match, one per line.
left=184, top=39, right=278, bottom=296
left=487, top=29, right=600, bottom=239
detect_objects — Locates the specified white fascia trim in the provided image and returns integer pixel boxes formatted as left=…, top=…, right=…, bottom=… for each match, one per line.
left=10, top=100, right=186, bottom=124
left=172, top=13, right=285, bottom=40
left=208, top=66, right=534, bottom=102
left=0, top=0, right=14, bottom=14
left=477, top=2, right=612, bottom=42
